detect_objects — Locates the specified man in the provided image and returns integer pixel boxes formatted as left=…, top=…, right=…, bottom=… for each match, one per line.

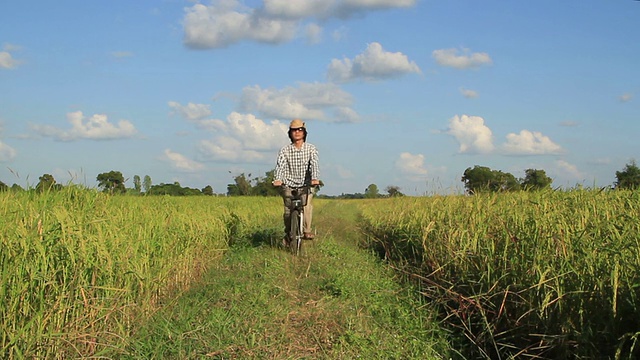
left=272, top=119, right=320, bottom=244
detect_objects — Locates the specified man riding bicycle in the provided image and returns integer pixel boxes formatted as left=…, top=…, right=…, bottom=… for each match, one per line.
left=272, top=119, right=320, bottom=246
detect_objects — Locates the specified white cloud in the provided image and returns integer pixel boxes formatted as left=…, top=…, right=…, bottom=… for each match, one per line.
left=445, top=115, right=494, bottom=154
left=263, top=0, right=416, bottom=19
left=327, top=42, right=421, bottom=83
left=305, top=23, right=323, bottom=44
left=559, top=120, right=579, bottom=127
left=161, top=149, right=205, bottom=172
left=0, top=51, right=20, bottom=69
left=182, top=0, right=417, bottom=49
left=502, top=130, right=563, bottom=155
left=111, top=51, right=134, bottom=58
left=0, top=141, right=17, bottom=162
left=183, top=2, right=298, bottom=49
left=432, top=48, right=492, bottom=69
left=395, top=152, right=428, bottom=181
left=239, top=82, right=359, bottom=122
left=196, top=112, right=289, bottom=163
left=30, top=111, right=138, bottom=141
left=460, top=87, right=479, bottom=99
left=619, top=93, right=633, bottom=102
left=168, top=101, right=212, bottom=121
left=555, top=159, right=584, bottom=180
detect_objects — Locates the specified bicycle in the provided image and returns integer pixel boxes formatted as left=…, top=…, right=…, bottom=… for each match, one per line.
left=283, top=185, right=310, bottom=256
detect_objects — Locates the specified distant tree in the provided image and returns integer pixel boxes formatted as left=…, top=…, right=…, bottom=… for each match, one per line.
left=97, top=171, right=126, bottom=194
left=133, top=175, right=141, bottom=193
left=615, top=160, right=640, bottom=190
left=462, top=165, right=520, bottom=193
left=521, top=169, right=553, bottom=191
left=147, top=182, right=202, bottom=196
left=11, top=183, right=24, bottom=192
left=36, top=174, right=56, bottom=192
left=202, top=185, right=214, bottom=196
left=365, top=184, right=380, bottom=198
left=0, top=180, right=7, bottom=192
left=143, top=175, right=152, bottom=193
left=227, top=173, right=252, bottom=196
left=252, top=170, right=280, bottom=196
left=385, top=185, right=404, bottom=197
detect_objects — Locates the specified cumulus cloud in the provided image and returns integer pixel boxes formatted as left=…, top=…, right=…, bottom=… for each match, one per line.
left=110, top=51, right=134, bottom=58
left=238, top=82, right=359, bottom=122
left=327, top=42, right=421, bottom=83
left=168, top=101, right=213, bottom=121
left=183, top=1, right=298, bottom=49
left=197, top=112, right=289, bottom=163
left=161, top=149, right=205, bottom=172
left=555, top=159, right=584, bottom=180
left=182, top=0, right=417, bottom=49
left=30, top=111, right=138, bottom=141
left=305, top=23, right=323, bottom=44
left=395, top=152, right=428, bottom=181
left=432, top=48, right=492, bottom=69
left=445, top=115, right=494, bottom=154
left=0, top=141, right=17, bottom=161
left=502, top=130, right=563, bottom=155
left=619, top=93, right=633, bottom=102
left=0, top=52, right=20, bottom=69
left=460, top=87, right=479, bottom=99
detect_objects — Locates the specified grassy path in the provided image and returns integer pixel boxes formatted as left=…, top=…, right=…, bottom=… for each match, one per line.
left=120, top=200, right=449, bottom=359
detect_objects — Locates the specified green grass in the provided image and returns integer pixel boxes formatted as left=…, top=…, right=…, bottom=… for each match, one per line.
left=117, top=200, right=450, bottom=359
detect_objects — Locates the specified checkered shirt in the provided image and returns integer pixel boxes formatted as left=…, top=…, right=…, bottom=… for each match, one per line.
left=274, top=142, right=319, bottom=188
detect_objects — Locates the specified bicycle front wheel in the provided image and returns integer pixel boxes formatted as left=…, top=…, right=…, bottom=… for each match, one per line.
left=289, top=209, right=303, bottom=256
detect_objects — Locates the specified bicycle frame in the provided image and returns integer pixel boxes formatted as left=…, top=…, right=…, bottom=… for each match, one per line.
left=285, top=186, right=309, bottom=256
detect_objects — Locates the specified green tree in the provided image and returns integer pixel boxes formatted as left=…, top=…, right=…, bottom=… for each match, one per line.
left=36, top=174, right=56, bottom=192
left=462, top=165, right=520, bottom=193
left=615, top=160, right=640, bottom=190
left=227, top=173, right=252, bottom=196
left=252, top=170, right=280, bottom=196
left=147, top=182, right=202, bottom=196
left=202, top=185, right=214, bottom=196
left=521, top=169, right=553, bottom=191
left=133, top=175, right=141, bottom=193
left=365, top=184, right=380, bottom=198
left=385, top=185, right=404, bottom=197
left=143, top=175, right=152, bottom=193
left=97, top=171, right=126, bottom=194
left=0, top=180, right=7, bottom=192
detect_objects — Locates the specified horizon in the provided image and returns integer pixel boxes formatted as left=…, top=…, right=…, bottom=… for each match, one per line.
left=1, top=1, right=638, bottom=196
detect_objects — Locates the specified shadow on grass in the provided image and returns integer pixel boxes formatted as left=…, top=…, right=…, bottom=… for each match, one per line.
left=229, top=227, right=282, bottom=249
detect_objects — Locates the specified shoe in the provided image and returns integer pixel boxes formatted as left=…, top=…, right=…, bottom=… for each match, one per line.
left=303, top=232, right=315, bottom=240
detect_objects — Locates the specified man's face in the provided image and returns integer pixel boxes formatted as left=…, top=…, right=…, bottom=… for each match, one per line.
left=290, top=127, right=305, bottom=141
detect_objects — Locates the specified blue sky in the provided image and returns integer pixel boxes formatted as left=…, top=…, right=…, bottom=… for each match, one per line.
left=1, top=0, right=638, bottom=196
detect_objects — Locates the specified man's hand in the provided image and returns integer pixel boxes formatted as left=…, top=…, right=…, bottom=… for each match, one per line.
left=311, top=179, right=320, bottom=186
left=272, top=180, right=283, bottom=187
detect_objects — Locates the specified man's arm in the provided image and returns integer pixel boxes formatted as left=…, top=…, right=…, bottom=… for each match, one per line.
left=309, top=146, right=320, bottom=185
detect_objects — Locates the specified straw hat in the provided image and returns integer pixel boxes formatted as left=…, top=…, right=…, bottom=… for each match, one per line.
left=289, top=119, right=305, bottom=129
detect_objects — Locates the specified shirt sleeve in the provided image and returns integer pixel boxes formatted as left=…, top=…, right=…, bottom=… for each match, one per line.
left=274, top=147, right=287, bottom=181
left=309, top=145, right=319, bottom=180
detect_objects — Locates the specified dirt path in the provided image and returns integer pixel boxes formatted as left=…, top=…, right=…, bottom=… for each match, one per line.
left=120, top=200, right=448, bottom=359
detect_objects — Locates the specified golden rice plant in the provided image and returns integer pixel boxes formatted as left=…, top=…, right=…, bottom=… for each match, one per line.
left=359, top=190, right=640, bottom=359
left=0, top=187, right=281, bottom=358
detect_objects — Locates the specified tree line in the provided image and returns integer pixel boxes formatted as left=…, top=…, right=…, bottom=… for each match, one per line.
left=1, top=160, right=638, bottom=196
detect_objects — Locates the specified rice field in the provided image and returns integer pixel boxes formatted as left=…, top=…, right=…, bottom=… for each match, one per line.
left=0, top=187, right=281, bottom=358
left=358, top=189, right=640, bottom=359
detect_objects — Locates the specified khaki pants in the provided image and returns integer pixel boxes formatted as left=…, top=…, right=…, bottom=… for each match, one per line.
left=281, top=187, right=313, bottom=236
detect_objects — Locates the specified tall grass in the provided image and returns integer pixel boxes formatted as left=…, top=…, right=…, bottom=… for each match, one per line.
left=0, top=187, right=282, bottom=358
left=359, top=190, right=640, bottom=359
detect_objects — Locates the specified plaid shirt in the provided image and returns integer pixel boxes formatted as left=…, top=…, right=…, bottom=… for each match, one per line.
left=274, top=142, right=319, bottom=188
